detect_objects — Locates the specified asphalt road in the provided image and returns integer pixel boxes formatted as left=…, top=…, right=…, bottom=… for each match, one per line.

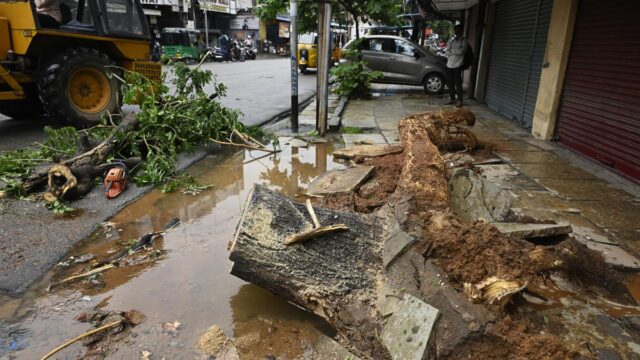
left=0, top=58, right=316, bottom=151
left=0, top=58, right=316, bottom=294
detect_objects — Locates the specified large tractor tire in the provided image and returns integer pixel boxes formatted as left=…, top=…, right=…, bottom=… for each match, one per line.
left=39, top=48, right=120, bottom=128
left=0, top=85, right=44, bottom=120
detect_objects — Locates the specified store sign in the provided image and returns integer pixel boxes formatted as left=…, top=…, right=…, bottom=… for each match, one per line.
left=278, top=22, right=289, bottom=38
left=230, top=14, right=259, bottom=30
left=140, top=0, right=177, bottom=6
left=198, top=0, right=230, bottom=13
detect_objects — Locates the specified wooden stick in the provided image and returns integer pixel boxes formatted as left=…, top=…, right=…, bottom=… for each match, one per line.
left=40, top=320, right=123, bottom=360
left=48, top=264, right=116, bottom=290
left=284, top=224, right=349, bottom=245
left=209, top=138, right=278, bottom=153
left=305, top=199, right=321, bottom=228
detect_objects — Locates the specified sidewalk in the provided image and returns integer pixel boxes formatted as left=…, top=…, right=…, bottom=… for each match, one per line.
left=338, top=85, right=640, bottom=269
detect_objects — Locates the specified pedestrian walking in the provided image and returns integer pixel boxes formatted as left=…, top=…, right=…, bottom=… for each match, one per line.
left=445, top=24, right=468, bottom=107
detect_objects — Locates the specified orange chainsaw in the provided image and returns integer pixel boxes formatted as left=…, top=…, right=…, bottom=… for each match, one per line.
left=103, top=161, right=129, bottom=199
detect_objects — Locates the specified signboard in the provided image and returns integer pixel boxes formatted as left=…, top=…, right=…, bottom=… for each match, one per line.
left=230, top=14, right=259, bottom=30
left=278, top=22, right=289, bottom=38
left=140, top=0, right=177, bottom=6
left=198, top=0, right=230, bottom=13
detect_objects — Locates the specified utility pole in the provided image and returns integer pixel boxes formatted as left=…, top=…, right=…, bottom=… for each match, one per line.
left=290, top=0, right=299, bottom=132
left=316, top=0, right=332, bottom=136
left=204, top=9, right=209, bottom=47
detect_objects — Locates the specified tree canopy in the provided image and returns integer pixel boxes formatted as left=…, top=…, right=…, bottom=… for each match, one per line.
left=255, top=0, right=402, bottom=36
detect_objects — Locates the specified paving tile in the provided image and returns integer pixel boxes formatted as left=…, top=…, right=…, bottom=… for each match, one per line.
left=606, top=229, right=640, bottom=257
left=307, top=166, right=374, bottom=195
left=494, top=150, right=560, bottom=164
left=342, top=114, right=378, bottom=129
left=381, top=131, right=400, bottom=144
left=490, top=140, right=546, bottom=152
left=342, top=133, right=388, bottom=147
left=535, top=179, right=633, bottom=200
left=512, top=163, right=597, bottom=180
left=477, top=164, right=545, bottom=190
left=377, top=119, right=399, bottom=131
left=493, top=222, right=573, bottom=238
left=579, top=201, right=640, bottom=230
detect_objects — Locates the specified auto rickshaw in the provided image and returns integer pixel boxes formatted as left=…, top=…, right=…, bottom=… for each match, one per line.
left=297, top=32, right=344, bottom=74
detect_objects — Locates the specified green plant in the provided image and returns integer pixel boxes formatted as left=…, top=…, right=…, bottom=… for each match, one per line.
left=160, top=174, right=213, bottom=195
left=341, top=126, right=363, bottom=134
left=45, top=200, right=75, bottom=214
left=330, top=40, right=383, bottom=98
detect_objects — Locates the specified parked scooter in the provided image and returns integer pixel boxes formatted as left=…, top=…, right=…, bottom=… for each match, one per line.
left=231, top=41, right=246, bottom=62
left=204, top=46, right=224, bottom=62
left=244, top=45, right=257, bottom=60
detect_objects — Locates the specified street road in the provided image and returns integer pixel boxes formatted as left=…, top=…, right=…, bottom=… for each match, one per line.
left=0, top=58, right=316, bottom=151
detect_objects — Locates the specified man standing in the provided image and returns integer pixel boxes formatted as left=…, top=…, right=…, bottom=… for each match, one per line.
left=219, top=33, right=230, bottom=62
left=445, top=24, right=467, bottom=107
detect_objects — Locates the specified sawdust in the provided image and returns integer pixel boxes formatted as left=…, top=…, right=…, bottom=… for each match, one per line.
left=198, top=325, right=230, bottom=356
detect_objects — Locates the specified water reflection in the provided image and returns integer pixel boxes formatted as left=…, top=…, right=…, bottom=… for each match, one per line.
left=1, top=141, right=344, bottom=359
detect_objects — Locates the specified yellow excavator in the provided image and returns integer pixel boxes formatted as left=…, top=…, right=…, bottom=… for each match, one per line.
left=0, top=0, right=161, bottom=127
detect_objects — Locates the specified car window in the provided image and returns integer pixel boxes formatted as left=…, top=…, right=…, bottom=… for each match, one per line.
left=367, top=38, right=396, bottom=53
left=395, top=40, right=416, bottom=57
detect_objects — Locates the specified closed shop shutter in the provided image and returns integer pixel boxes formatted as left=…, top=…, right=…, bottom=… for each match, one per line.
left=555, top=0, right=640, bottom=181
left=485, top=0, right=552, bottom=128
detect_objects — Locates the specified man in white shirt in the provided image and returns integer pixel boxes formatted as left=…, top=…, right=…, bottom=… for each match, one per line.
left=445, top=24, right=467, bottom=107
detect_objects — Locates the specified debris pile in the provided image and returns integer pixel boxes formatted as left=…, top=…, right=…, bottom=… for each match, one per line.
left=229, top=109, right=639, bottom=359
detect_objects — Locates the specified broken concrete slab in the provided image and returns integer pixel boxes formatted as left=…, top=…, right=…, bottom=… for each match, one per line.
left=477, top=164, right=545, bottom=191
left=342, top=133, right=388, bottom=147
left=573, top=234, right=640, bottom=270
left=307, top=166, right=374, bottom=196
left=333, top=144, right=403, bottom=160
left=449, top=169, right=512, bottom=222
left=381, top=131, right=400, bottom=144
left=492, top=222, right=572, bottom=238
left=383, top=224, right=416, bottom=268
left=284, top=138, right=309, bottom=148
left=381, top=293, right=439, bottom=360
left=312, top=334, right=362, bottom=360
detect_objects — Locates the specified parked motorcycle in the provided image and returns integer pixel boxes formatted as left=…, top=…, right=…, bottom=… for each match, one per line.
left=231, top=41, right=246, bottom=62
left=204, top=46, right=224, bottom=62
left=244, top=45, right=257, bottom=60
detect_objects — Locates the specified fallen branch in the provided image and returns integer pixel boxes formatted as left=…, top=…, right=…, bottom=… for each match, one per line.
left=284, top=198, right=349, bottom=245
left=47, top=263, right=115, bottom=290
left=284, top=224, right=350, bottom=245
left=40, top=320, right=123, bottom=360
left=209, top=138, right=279, bottom=153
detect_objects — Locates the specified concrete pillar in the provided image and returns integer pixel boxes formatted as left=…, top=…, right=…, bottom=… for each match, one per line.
left=531, top=0, right=579, bottom=140
left=473, top=1, right=495, bottom=102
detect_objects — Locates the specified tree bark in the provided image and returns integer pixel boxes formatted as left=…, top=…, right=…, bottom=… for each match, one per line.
left=229, top=184, right=389, bottom=358
left=22, top=114, right=139, bottom=193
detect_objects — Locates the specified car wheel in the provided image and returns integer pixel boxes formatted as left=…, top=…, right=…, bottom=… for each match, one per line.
left=423, top=73, right=445, bottom=95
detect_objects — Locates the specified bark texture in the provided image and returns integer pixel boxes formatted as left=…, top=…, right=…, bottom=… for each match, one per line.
left=229, top=184, right=388, bottom=358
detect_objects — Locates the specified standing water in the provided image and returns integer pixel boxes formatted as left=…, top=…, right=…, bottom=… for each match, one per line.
left=0, top=140, right=344, bottom=359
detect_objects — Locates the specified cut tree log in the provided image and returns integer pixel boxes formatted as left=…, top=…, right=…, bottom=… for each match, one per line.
left=22, top=114, right=139, bottom=193
left=229, top=184, right=388, bottom=358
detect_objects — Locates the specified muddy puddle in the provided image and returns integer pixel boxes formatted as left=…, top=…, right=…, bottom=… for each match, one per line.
left=0, top=139, right=343, bottom=359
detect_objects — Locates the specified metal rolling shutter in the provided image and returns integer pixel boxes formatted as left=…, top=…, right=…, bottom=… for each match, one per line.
left=556, top=0, right=640, bottom=181
left=485, top=0, right=552, bottom=128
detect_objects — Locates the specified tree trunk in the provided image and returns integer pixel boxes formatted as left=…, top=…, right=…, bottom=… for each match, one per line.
left=229, top=184, right=389, bottom=359
left=22, top=114, right=139, bottom=193
left=355, top=16, right=360, bottom=39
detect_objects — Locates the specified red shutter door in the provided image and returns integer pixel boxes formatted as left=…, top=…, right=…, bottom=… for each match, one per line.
left=556, top=0, right=640, bottom=181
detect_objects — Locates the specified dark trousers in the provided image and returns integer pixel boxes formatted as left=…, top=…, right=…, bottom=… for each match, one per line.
left=37, top=14, right=60, bottom=29
left=447, top=66, right=463, bottom=102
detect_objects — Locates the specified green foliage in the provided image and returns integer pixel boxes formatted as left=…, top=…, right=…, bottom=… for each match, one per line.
left=116, top=62, right=263, bottom=186
left=340, top=126, right=364, bottom=134
left=0, top=126, right=84, bottom=195
left=45, top=200, right=75, bottom=214
left=160, top=174, right=213, bottom=196
left=255, top=0, right=401, bottom=35
left=330, top=39, right=383, bottom=97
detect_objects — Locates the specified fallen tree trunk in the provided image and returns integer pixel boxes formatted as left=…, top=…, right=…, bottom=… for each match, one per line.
left=229, top=184, right=389, bottom=358
left=23, top=114, right=139, bottom=193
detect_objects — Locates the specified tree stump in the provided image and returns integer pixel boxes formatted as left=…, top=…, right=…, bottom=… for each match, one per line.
left=229, top=184, right=389, bottom=358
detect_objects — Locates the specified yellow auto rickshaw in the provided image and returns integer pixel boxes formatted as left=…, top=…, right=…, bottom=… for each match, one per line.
left=298, top=32, right=344, bottom=74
